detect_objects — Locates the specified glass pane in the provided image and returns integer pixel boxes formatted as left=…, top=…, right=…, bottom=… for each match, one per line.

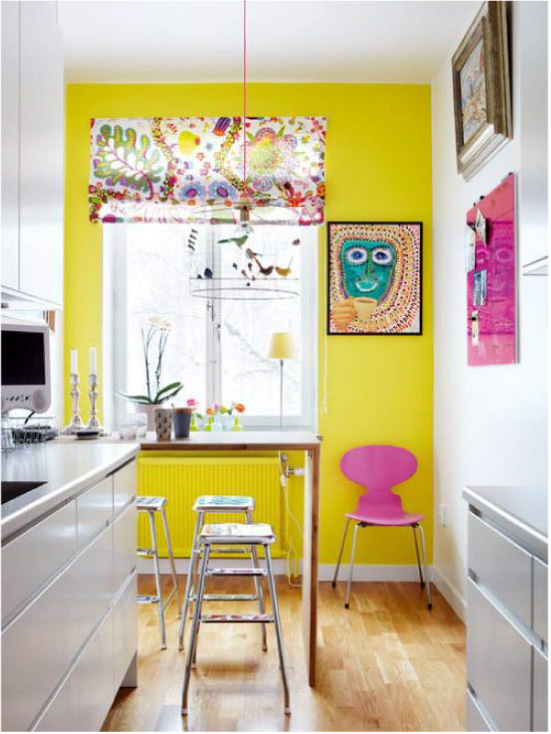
left=217, top=225, right=303, bottom=416
left=123, top=224, right=208, bottom=407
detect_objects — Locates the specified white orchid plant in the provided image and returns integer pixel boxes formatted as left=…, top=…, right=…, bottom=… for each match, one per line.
left=118, top=316, right=183, bottom=405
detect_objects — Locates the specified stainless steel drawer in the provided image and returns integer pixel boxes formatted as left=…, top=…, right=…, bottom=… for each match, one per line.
left=533, top=646, right=548, bottom=732
left=467, top=579, right=531, bottom=732
left=466, top=690, right=492, bottom=732
left=77, top=476, right=113, bottom=547
left=533, top=557, right=548, bottom=644
left=2, top=500, right=77, bottom=625
left=113, top=460, right=136, bottom=517
left=468, top=512, right=532, bottom=629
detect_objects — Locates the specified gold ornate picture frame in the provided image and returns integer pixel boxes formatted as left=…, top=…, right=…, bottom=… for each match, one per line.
left=452, top=2, right=512, bottom=181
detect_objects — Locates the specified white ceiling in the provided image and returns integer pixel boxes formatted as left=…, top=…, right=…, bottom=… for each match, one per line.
left=59, top=0, right=479, bottom=84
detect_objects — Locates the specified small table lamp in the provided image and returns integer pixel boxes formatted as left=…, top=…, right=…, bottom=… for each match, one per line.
left=267, top=332, right=296, bottom=429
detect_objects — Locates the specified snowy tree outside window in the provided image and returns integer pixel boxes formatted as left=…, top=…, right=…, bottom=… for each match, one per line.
left=103, top=224, right=317, bottom=430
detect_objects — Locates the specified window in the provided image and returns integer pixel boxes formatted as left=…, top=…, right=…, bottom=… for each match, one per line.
left=103, top=224, right=318, bottom=430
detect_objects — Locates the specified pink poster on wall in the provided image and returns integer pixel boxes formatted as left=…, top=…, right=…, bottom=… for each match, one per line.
left=466, top=173, right=517, bottom=366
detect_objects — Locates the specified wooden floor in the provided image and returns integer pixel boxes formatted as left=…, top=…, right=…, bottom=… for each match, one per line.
left=103, top=575, right=466, bottom=732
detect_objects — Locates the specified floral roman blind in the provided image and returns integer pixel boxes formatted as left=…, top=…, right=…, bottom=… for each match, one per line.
left=89, top=116, right=326, bottom=225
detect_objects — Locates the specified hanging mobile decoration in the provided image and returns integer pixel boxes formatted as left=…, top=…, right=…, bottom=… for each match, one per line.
left=188, top=0, right=300, bottom=301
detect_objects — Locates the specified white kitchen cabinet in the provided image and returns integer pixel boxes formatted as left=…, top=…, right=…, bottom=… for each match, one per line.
left=71, top=610, right=116, bottom=732
left=77, top=476, right=114, bottom=547
left=0, top=1, right=64, bottom=308
left=1, top=499, right=77, bottom=625
left=1, top=458, right=138, bottom=732
left=1, top=2, right=20, bottom=292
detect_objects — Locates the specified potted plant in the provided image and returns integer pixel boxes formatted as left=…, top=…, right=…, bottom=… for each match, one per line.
left=118, top=316, right=183, bottom=430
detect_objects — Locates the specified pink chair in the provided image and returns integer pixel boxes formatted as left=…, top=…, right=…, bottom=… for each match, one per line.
left=332, top=445, right=432, bottom=610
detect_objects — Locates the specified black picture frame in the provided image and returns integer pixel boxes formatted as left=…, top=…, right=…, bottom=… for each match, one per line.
left=327, top=221, right=423, bottom=336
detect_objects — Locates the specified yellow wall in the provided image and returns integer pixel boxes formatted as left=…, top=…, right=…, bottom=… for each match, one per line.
left=65, top=83, right=433, bottom=565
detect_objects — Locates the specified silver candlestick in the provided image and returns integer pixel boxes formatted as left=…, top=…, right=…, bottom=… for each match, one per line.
left=86, top=373, right=103, bottom=433
left=63, top=373, right=84, bottom=434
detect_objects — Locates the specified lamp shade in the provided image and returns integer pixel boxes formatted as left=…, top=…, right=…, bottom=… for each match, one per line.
left=267, top=332, right=296, bottom=360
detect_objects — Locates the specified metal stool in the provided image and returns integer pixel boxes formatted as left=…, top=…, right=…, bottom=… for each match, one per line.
left=181, top=522, right=290, bottom=716
left=137, top=496, right=182, bottom=650
left=178, top=495, right=267, bottom=652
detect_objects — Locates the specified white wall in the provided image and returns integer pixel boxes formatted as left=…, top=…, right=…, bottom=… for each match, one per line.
left=432, top=1, right=548, bottom=619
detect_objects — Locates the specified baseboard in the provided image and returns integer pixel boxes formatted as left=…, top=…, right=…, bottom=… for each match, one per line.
left=432, top=566, right=467, bottom=622
left=138, top=558, right=433, bottom=582
left=319, top=563, right=434, bottom=582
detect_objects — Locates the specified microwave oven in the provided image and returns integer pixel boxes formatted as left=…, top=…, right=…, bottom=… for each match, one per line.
left=1, top=322, right=51, bottom=413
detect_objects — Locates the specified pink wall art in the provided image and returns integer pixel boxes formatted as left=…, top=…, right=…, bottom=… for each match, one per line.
left=466, top=172, right=517, bottom=366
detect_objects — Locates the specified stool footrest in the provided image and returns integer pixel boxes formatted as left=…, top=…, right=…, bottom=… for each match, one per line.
left=138, top=594, right=160, bottom=604
left=201, top=613, right=274, bottom=623
left=202, top=593, right=258, bottom=602
left=211, top=547, right=250, bottom=554
left=206, top=568, right=267, bottom=577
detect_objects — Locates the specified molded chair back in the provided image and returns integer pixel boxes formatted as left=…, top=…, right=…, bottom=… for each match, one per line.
left=340, top=445, right=418, bottom=514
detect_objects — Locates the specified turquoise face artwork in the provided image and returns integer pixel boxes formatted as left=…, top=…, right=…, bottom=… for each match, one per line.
left=340, top=239, right=397, bottom=302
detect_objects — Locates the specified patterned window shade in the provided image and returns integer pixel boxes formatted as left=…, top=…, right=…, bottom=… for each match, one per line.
left=89, top=116, right=326, bottom=225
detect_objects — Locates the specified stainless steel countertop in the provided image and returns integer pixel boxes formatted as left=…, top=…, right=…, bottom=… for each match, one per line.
left=463, top=485, right=548, bottom=562
left=1, top=442, right=139, bottom=541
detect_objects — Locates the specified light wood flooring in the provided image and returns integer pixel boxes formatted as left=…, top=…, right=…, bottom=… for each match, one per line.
left=103, top=575, right=466, bottom=732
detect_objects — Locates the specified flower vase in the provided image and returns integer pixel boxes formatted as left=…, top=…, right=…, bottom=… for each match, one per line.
left=204, top=416, right=213, bottom=432
left=211, top=412, right=223, bottom=432
left=220, top=413, right=232, bottom=431
left=232, top=415, right=243, bottom=432
left=190, top=413, right=198, bottom=432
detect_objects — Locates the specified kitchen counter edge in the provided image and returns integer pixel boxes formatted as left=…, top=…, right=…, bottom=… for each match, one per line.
left=1, top=443, right=140, bottom=542
left=463, top=484, right=548, bottom=562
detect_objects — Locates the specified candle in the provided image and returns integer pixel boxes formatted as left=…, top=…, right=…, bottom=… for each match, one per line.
left=70, top=349, right=78, bottom=374
left=89, top=347, right=97, bottom=375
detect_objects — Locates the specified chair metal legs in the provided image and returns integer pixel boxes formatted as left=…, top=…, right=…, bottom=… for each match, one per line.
left=178, top=511, right=203, bottom=650
left=181, top=539, right=290, bottom=717
left=265, top=546, right=291, bottom=714
left=332, top=518, right=351, bottom=588
left=417, top=523, right=432, bottom=610
left=412, top=524, right=425, bottom=588
left=181, top=545, right=210, bottom=715
left=146, top=512, right=166, bottom=649
left=345, top=522, right=361, bottom=609
left=335, top=520, right=432, bottom=612
left=246, top=510, right=268, bottom=652
left=161, top=506, right=183, bottom=617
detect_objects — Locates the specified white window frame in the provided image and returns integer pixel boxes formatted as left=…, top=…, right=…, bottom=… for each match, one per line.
left=102, top=224, right=318, bottom=431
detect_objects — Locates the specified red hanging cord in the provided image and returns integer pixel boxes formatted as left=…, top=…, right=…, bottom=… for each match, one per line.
left=242, top=0, right=247, bottom=199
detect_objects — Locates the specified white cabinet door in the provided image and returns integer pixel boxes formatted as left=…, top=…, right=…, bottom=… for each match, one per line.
left=18, top=1, right=64, bottom=306
left=1, top=1, right=20, bottom=291
left=113, top=503, right=137, bottom=590
left=73, top=610, right=115, bottom=732
left=114, top=572, right=137, bottom=690
left=2, top=499, right=77, bottom=625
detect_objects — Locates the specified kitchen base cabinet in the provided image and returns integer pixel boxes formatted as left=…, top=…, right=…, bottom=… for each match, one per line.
left=466, top=690, right=493, bottom=733
left=2, top=458, right=137, bottom=732
left=464, top=487, right=548, bottom=733
left=467, top=580, right=531, bottom=732
left=533, top=647, right=548, bottom=733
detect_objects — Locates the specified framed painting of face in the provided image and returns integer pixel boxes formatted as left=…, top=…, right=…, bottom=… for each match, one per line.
left=452, top=2, right=511, bottom=181
left=327, top=222, right=422, bottom=335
